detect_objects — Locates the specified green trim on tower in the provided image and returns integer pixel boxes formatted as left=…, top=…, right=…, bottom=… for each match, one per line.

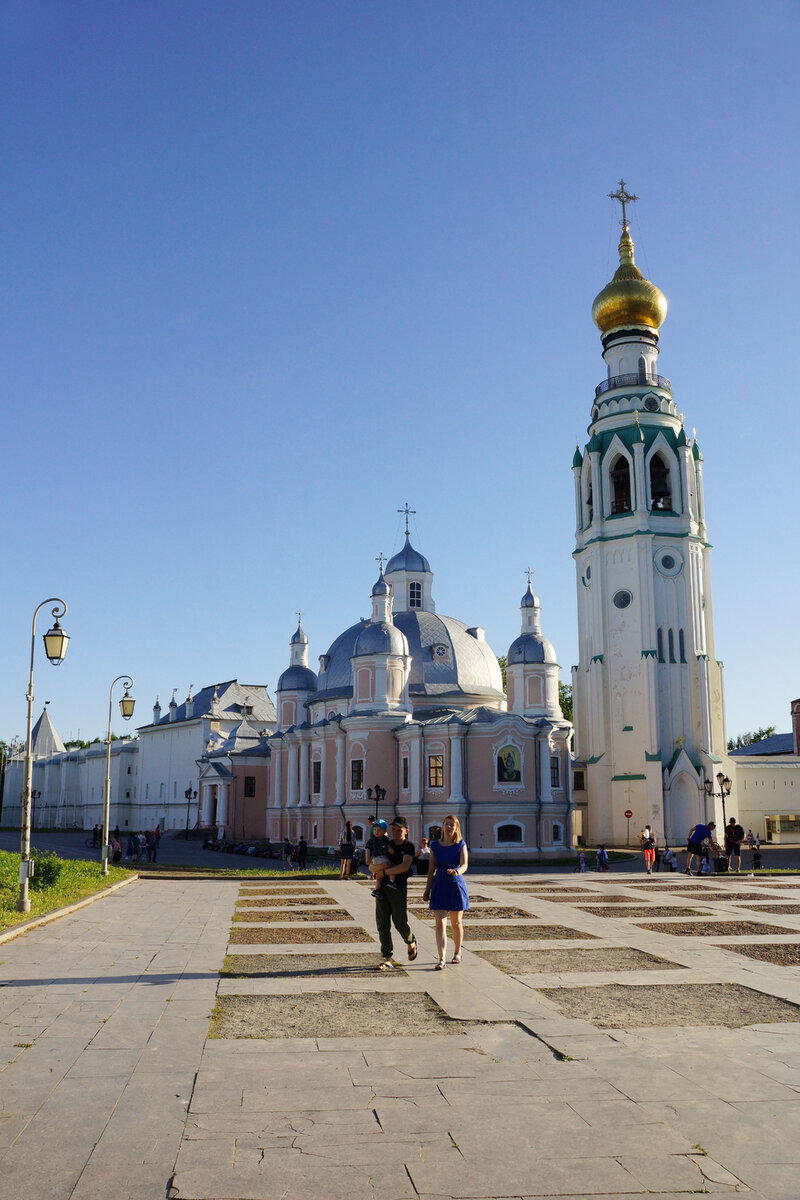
left=645, top=751, right=662, bottom=762
left=612, top=773, right=646, bottom=781
left=641, top=649, right=657, bottom=658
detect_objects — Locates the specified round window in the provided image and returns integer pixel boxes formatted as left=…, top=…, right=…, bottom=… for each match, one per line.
left=655, top=549, right=683, bottom=576
left=661, top=554, right=675, bottom=570
left=613, top=590, right=632, bottom=609
left=644, top=396, right=659, bottom=412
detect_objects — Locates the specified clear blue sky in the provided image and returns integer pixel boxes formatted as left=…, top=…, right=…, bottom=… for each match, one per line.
left=1, top=1, right=797, bottom=746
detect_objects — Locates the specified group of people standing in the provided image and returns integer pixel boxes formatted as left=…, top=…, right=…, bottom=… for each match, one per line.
left=360, top=813, right=470, bottom=972
left=639, top=817, right=760, bottom=875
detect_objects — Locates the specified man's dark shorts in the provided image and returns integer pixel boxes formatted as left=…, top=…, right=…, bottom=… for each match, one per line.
left=688, top=840, right=704, bottom=856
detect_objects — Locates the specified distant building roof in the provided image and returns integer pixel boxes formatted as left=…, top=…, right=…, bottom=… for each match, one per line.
left=729, top=733, right=794, bottom=757
left=29, top=708, right=66, bottom=757
left=140, top=680, right=276, bottom=729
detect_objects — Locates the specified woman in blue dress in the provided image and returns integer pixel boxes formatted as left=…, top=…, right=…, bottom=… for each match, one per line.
left=422, top=814, right=469, bottom=969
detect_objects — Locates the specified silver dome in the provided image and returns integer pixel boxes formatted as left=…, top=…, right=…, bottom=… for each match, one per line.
left=290, top=624, right=308, bottom=645
left=353, top=622, right=408, bottom=658
left=507, top=632, right=557, bottom=665
left=276, top=664, right=318, bottom=692
left=520, top=582, right=539, bottom=609
left=371, top=573, right=391, bottom=597
left=385, top=534, right=431, bottom=576
left=317, top=610, right=503, bottom=704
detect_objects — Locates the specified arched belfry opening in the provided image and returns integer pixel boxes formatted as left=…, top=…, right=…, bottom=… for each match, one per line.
left=650, top=452, right=672, bottom=510
left=610, top=454, right=632, bottom=514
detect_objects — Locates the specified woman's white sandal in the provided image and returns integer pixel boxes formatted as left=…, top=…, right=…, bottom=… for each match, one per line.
left=435, top=959, right=445, bottom=970
left=451, top=953, right=462, bottom=964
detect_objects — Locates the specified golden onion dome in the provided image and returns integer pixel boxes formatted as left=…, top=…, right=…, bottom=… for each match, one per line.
left=592, top=226, right=667, bottom=334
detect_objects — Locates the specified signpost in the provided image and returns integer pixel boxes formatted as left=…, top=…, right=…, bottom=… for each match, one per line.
left=624, top=809, right=633, bottom=847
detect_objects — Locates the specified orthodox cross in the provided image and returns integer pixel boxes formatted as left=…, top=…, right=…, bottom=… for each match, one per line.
left=376, top=552, right=386, bottom=573
left=608, top=179, right=638, bottom=229
left=296, top=608, right=303, bottom=626
left=524, top=566, right=534, bottom=586
left=397, top=502, right=415, bottom=536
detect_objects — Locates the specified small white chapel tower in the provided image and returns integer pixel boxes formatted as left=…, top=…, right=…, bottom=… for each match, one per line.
left=572, top=182, right=728, bottom=846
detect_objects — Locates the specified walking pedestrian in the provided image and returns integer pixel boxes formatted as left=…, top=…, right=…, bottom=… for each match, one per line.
left=725, top=817, right=744, bottom=873
left=297, top=836, right=307, bottom=871
left=372, top=816, right=418, bottom=971
left=746, top=829, right=754, bottom=850
left=422, top=814, right=469, bottom=970
left=642, top=825, right=656, bottom=874
left=339, top=820, right=355, bottom=879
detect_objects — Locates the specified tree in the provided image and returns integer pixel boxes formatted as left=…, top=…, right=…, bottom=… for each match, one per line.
left=727, top=727, right=776, bottom=751
left=497, top=655, right=507, bottom=690
left=559, top=682, right=573, bottom=723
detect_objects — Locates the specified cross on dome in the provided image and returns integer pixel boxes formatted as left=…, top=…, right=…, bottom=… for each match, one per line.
left=608, top=179, right=638, bottom=229
left=376, top=552, right=386, bottom=572
left=524, top=566, right=534, bottom=586
left=296, top=608, right=303, bottom=626
left=397, top=502, right=416, bottom=536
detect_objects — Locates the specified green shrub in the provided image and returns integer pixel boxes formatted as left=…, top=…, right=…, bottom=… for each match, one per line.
left=29, top=849, right=63, bottom=891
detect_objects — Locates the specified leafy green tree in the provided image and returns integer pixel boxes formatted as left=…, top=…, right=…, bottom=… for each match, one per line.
left=559, top=682, right=573, bottom=722
left=727, top=726, right=776, bottom=751
left=497, top=655, right=507, bottom=690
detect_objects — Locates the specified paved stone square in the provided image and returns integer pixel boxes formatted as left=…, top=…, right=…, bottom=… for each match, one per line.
left=2, top=870, right=800, bottom=1198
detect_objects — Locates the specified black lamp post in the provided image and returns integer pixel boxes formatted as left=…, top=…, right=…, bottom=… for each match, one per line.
left=185, top=786, right=198, bottom=839
left=704, top=771, right=732, bottom=831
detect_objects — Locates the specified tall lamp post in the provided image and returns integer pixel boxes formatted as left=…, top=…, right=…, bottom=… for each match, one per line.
left=102, top=676, right=135, bottom=876
left=704, top=771, right=732, bottom=832
left=18, top=599, right=70, bottom=913
left=367, top=784, right=386, bottom=825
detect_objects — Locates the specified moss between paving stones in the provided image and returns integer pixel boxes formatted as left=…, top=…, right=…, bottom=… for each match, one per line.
left=501, top=886, right=593, bottom=894
left=232, top=908, right=353, bottom=923
left=538, top=982, right=800, bottom=1029
left=635, top=919, right=792, bottom=936
left=476, top=946, right=685, bottom=974
left=209, top=991, right=462, bottom=1038
left=221, top=953, right=407, bottom=978
left=229, top=925, right=373, bottom=944
left=467, top=924, right=597, bottom=941
left=408, top=905, right=536, bottom=920
left=577, top=905, right=709, bottom=918
left=736, top=904, right=800, bottom=914
left=236, top=896, right=339, bottom=907
left=715, top=943, right=800, bottom=966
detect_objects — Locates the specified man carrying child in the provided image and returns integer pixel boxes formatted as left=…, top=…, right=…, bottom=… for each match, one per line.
left=366, top=817, right=418, bottom=971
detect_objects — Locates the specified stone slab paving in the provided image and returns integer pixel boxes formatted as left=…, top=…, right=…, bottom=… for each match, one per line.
left=4, top=872, right=800, bottom=1197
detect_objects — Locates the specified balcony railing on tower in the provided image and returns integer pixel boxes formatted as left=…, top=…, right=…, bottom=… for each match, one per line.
left=595, top=372, right=671, bottom=397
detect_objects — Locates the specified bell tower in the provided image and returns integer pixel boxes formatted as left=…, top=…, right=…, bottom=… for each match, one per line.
left=572, top=183, right=728, bottom=847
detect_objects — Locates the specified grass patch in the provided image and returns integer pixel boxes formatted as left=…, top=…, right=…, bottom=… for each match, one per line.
left=0, top=850, right=129, bottom=931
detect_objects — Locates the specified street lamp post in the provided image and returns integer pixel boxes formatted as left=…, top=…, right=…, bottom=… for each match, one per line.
left=185, top=786, right=198, bottom=839
left=102, top=676, right=135, bottom=876
left=368, top=784, right=386, bottom=824
left=18, top=599, right=70, bottom=912
left=704, top=771, right=732, bottom=832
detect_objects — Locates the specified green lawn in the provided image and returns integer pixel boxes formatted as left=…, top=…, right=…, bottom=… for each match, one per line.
left=0, top=850, right=130, bottom=931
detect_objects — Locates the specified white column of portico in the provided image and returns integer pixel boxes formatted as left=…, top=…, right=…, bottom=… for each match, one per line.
left=299, top=739, right=309, bottom=807
left=448, top=727, right=465, bottom=803
left=273, top=744, right=283, bottom=810
left=335, top=733, right=345, bottom=806
left=217, top=782, right=229, bottom=826
left=201, top=782, right=214, bottom=826
left=287, top=743, right=299, bottom=807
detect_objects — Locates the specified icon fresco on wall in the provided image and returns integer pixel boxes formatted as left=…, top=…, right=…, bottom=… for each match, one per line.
left=497, top=745, right=521, bottom=783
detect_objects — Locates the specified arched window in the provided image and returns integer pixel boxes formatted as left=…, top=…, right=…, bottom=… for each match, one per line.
left=497, top=823, right=523, bottom=844
left=409, top=581, right=422, bottom=609
left=637, top=355, right=647, bottom=383
left=552, top=823, right=562, bottom=842
left=585, top=466, right=594, bottom=526
left=650, top=453, right=672, bottom=510
left=668, top=629, right=676, bottom=663
left=657, top=628, right=664, bottom=662
left=610, top=455, right=632, bottom=514
left=679, top=629, right=686, bottom=662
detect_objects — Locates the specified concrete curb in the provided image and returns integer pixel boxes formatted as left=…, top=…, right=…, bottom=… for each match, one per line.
left=0, top=873, right=140, bottom=945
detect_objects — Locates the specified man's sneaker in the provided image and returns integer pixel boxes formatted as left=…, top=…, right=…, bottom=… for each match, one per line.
left=370, top=886, right=382, bottom=898
left=386, top=879, right=398, bottom=890
left=407, top=938, right=418, bottom=961
left=377, top=959, right=395, bottom=971
left=683, top=868, right=692, bottom=874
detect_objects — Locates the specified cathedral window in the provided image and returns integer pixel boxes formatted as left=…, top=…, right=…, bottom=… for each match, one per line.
left=244, top=776, right=256, bottom=798
left=552, top=823, right=562, bottom=842
left=679, top=629, right=686, bottom=662
left=350, top=759, right=364, bottom=791
left=550, top=756, right=560, bottom=788
left=657, top=628, right=664, bottom=662
left=312, top=762, right=321, bottom=794
left=402, top=756, right=409, bottom=790
left=650, top=453, right=672, bottom=510
left=584, top=466, right=594, bottom=526
left=573, top=769, right=586, bottom=791
left=610, top=455, right=632, bottom=514
left=409, top=581, right=422, bottom=609
left=497, top=823, right=522, bottom=844
left=668, top=629, right=676, bottom=663
left=427, top=754, right=444, bottom=789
